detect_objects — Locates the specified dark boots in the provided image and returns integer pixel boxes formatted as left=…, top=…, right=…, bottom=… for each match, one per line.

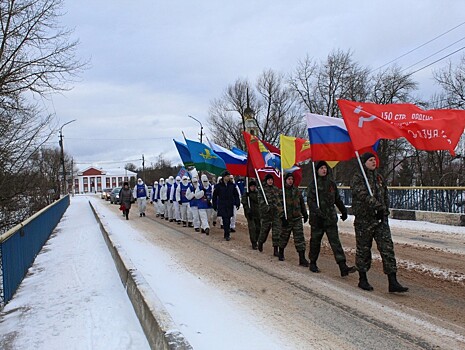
left=258, top=242, right=263, bottom=252
left=298, top=251, right=309, bottom=267
left=273, top=246, right=279, bottom=257
left=251, top=241, right=258, bottom=250
left=338, top=261, right=356, bottom=277
left=278, top=247, right=285, bottom=261
left=388, top=273, right=409, bottom=293
left=358, top=271, right=374, bottom=291
left=309, top=261, right=320, bottom=273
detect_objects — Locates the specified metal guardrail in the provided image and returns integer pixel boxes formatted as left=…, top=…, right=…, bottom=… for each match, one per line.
left=337, top=186, right=465, bottom=214
left=0, top=195, right=70, bottom=307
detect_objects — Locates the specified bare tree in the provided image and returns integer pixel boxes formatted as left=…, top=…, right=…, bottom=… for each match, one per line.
left=0, top=0, right=85, bottom=232
left=208, top=69, right=303, bottom=148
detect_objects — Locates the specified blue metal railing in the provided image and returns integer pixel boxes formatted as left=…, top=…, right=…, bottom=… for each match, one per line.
left=0, top=195, right=70, bottom=307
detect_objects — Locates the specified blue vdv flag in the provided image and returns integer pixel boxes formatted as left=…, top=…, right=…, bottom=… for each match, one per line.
left=173, top=139, right=195, bottom=167
left=185, top=138, right=226, bottom=176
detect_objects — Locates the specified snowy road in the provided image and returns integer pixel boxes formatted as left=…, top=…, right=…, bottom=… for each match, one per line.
left=2, top=195, right=465, bottom=349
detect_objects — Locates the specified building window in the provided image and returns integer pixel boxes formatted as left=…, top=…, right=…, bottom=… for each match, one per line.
left=106, top=178, right=110, bottom=188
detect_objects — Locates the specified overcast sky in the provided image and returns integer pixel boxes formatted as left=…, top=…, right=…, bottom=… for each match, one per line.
left=48, top=0, right=465, bottom=171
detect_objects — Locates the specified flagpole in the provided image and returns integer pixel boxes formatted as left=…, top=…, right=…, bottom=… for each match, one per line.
left=311, top=161, right=320, bottom=208
left=355, top=150, right=373, bottom=196
left=246, top=176, right=250, bottom=208
left=255, top=168, right=268, bottom=205
left=281, top=165, right=287, bottom=219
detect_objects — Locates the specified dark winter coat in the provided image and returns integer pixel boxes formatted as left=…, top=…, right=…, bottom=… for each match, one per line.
left=212, top=180, right=240, bottom=218
left=119, top=187, right=133, bottom=210
left=307, top=175, right=346, bottom=226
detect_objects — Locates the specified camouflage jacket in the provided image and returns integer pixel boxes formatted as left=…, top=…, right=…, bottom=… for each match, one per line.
left=351, top=167, right=389, bottom=223
left=307, top=176, right=346, bottom=225
left=283, top=185, right=308, bottom=220
left=241, top=190, right=260, bottom=219
left=258, top=182, right=283, bottom=217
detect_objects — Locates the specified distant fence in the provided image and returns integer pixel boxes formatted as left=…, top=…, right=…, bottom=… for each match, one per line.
left=336, top=186, right=465, bottom=214
left=0, top=195, right=70, bottom=307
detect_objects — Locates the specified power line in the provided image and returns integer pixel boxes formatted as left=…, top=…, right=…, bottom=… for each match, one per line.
left=372, top=20, right=465, bottom=73
left=407, top=45, right=465, bottom=75
left=66, top=136, right=172, bottom=141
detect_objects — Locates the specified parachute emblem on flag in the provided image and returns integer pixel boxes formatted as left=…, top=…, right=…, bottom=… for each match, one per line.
left=200, top=148, right=218, bottom=160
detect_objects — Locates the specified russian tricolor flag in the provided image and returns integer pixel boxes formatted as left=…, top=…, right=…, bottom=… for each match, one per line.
left=306, top=113, right=356, bottom=161
left=208, top=140, right=247, bottom=176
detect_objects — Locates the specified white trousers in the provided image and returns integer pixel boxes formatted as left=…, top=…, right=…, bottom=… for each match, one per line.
left=165, top=201, right=174, bottom=220
left=174, top=202, right=181, bottom=221
left=199, top=209, right=212, bottom=230
left=231, top=206, right=237, bottom=229
left=180, top=202, right=189, bottom=222
left=137, top=198, right=147, bottom=214
left=190, top=206, right=201, bottom=229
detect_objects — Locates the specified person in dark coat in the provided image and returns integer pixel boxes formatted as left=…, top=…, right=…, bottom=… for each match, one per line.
left=119, top=182, right=134, bottom=220
left=212, top=170, right=240, bottom=241
left=241, top=179, right=261, bottom=249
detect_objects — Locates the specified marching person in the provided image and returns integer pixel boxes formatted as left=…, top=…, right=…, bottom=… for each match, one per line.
left=257, top=174, right=282, bottom=256
left=176, top=175, right=191, bottom=227
left=212, top=170, right=240, bottom=241
left=211, top=176, right=223, bottom=228
left=241, top=179, right=261, bottom=250
left=307, top=161, right=355, bottom=276
left=133, top=178, right=149, bottom=217
left=351, top=152, right=408, bottom=293
left=278, top=173, right=309, bottom=266
left=159, top=178, right=168, bottom=220
left=172, top=176, right=182, bottom=224
left=119, top=182, right=133, bottom=220
left=229, top=175, right=242, bottom=233
left=186, top=177, right=201, bottom=232
left=151, top=180, right=159, bottom=216
left=196, top=174, right=214, bottom=235
left=165, top=176, right=175, bottom=222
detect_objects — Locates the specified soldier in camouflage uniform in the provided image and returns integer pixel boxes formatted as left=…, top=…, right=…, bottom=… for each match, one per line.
left=307, top=161, right=356, bottom=276
left=257, top=173, right=282, bottom=256
left=278, top=173, right=309, bottom=266
left=241, top=180, right=261, bottom=250
left=351, top=152, right=408, bottom=293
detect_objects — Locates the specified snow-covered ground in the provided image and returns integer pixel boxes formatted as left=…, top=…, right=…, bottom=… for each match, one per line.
left=2, top=194, right=465, bottom=349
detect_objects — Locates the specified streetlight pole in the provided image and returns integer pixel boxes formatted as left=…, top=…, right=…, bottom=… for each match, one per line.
left=188, top=115, right=203, bottom=143
left=59, top=119, right=77, bottom=195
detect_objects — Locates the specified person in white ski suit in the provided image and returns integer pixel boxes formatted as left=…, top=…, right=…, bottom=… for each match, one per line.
left=196, top=174, right=213, bottom=235
left=158, top=178, right=168, bottom=220
left=165, top=176, right=175, bottom=222
left=176, top=175, right=191, bottom=227
left=171, top=176, right=182, bottom=224
left=186, top=177, right=201, bottom=232
left=152, top=179, right=165, bottom=218
left=133, top=178, right=149, bottom=217
left=151, top=181, right=159, bottom=216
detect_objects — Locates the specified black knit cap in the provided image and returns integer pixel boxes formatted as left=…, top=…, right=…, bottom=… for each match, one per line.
left=264, top=173, right=274, bottom=181
left=222, top=170, right=231, bottom=177
left=284, top=172, right=294, bottom=180
left=315, top=160, right=328, bottom=172
left=360, top=152, right=376, bottom=164
left=248, top=180, right=257, bottom=187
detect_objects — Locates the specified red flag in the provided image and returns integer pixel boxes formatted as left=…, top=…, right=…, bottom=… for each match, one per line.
left=338, top=100, right=465, bottom=156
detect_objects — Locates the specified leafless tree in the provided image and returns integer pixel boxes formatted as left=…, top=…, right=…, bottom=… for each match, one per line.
left=0, top=0, right=85, bottom=232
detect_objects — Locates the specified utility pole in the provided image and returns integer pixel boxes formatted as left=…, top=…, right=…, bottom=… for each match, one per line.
left=142, top=154, right=145, bottom=182
left=71, top=158, right=74, bottom=196
left=59, top=119, right=76, bottom=195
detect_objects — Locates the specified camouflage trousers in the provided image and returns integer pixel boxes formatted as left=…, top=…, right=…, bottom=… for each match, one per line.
left=279, top=217, right=306, bottom=252
left=309, top=224, right=346, bottom=263
left=258, top=211, right=281, bottom=247
left=354, top=220, right=397, bottom=274
left=246, top=216, right=261, bottom=245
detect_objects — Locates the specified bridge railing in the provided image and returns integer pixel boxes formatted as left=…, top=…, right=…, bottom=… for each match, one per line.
left=0, top=195, right=70, bottom=307
left=301, top=186, right=465, bottom=214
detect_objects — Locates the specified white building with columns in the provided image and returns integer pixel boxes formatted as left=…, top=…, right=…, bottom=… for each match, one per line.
left=75, top=166, right=138, bottom=193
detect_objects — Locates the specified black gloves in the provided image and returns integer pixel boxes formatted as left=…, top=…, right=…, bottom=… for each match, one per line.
left=161, top=200, right=165, bottom=204
left=154, top=199, right=158, bottom=203
left=341, top=212, right=348, bottom=221
left=281, top=216, right=289, bottom=228
left=236, top=206, right=240, bottom=210
left=178, top=200, right=182, bottom=205
left=170, top=200, right=173, bottom=203
left=207, top=200, right=212, bottom=207
left=375, top=209, right=384, bottom=220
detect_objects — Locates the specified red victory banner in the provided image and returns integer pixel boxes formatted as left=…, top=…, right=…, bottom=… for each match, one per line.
left=338, top=99, right=465, bottom=156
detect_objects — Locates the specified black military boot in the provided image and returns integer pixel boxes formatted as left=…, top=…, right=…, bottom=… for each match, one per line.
left=309, top=261, right=320, bottom=273
left=257, top=242, right=263, bottom=252
left=338, top=261, right=356, bottom=277
left=278, top=247, right=285, bottom=261
left=273, top=246, right=279, bottom=257
left=251, top=242, right=257, bottom=250
left=298, top=251, right=309, bottom=267
left=358, top=271, right=374, bottom=291
left=388, top=273, right=409, bottom=293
